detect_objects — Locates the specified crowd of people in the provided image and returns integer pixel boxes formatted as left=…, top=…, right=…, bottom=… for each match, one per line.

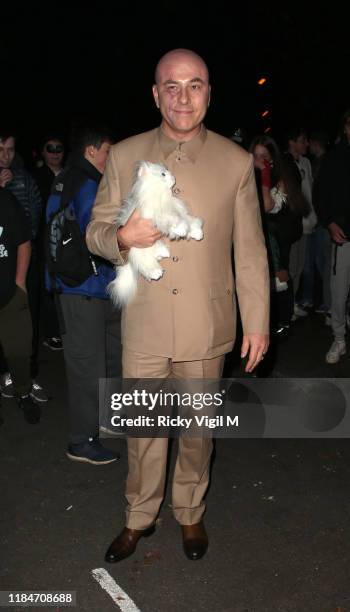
left=1, top=48, right=349, bottom=563
left=248, top=114, right=350, bottom=368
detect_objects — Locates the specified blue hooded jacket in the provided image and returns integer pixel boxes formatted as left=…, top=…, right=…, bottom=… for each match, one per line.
left=46, top=156, right=115, bottom=299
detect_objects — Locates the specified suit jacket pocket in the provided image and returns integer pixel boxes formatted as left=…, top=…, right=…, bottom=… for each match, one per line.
left=209, top=282, right=235, bottom=349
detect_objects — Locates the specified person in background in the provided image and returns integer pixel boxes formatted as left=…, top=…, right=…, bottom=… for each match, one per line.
left=251, top=134, right=307, bottom=336
left=303, top=130, right=332, bottom=320
left=0, top=187, right=41, bottom=424
left=35, top=136, right=65, bottom=203
left=34, top=135, right=65, bottom=351
left=284, top=128, right=316, bottom=318
left=0, top=130, right=48, bottom=403
left=314, top=109, right=350, bottom=364
left=46, top=124, right=122, bottom=464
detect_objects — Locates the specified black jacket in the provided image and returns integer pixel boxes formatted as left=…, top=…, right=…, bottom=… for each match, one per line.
left=313, top=139, right=350, bottom=238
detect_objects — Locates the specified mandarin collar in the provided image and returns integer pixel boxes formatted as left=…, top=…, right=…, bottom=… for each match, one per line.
left=158, top=125, right=207, bottom=162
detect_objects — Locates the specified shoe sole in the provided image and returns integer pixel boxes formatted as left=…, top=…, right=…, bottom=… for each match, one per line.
left=99, top=426, right=126, bottom=438
left=43, top=342, right=63, bottom=351
left=326, top=349, right=346, bottom=364
left=29, top=393, right=49, bottom=403
left=1, top=391, right=14, bottom=398
left=66, top=451, right=119, bottom=465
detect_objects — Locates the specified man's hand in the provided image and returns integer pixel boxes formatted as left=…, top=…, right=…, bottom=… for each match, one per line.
left=328, top=222, right=347, bottom=245
left=117, top=210, right=163, bottom=248
left=0, top=169, right=13, bottom=187
left=241, top=333, right=270, bottom=373
left=276, top=269, right=289, bottom=282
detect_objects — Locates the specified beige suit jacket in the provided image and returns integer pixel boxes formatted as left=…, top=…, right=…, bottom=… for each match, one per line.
left=86, top=126, right=270, bottom=361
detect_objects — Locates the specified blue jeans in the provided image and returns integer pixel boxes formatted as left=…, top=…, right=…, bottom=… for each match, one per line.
left=301, top=227, right=330, bottom=308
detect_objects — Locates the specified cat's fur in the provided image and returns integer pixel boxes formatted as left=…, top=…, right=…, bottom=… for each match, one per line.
left=108, top=161, right=203, bottom=306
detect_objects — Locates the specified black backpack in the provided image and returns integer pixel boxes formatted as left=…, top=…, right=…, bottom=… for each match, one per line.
left=45, top=159, right=99, bottom=288
left=46, top=203, right=97, bottom=288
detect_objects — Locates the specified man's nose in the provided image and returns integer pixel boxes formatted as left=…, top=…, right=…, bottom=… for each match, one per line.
left=178, top=85, right=190, bottom=104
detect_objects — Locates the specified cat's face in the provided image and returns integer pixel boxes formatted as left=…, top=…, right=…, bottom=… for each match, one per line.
left=138, top=162, right=175, bottom=189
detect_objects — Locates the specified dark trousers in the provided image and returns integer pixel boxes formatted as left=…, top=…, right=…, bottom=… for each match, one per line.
left=26, top=248, right=41, bottom=378
left=273, top=281, right=294, bottom=327
left=59, top=294, right=122, bottom=445
left=0, top=249, right=40, bottom=380
left=41, top=289, right=61, bottom=339
left=0, top=287, right=32, bottom=397
left=39, top=256, right=61, bottom=340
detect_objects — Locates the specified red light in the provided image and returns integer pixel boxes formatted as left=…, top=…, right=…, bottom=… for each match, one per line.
left=261, top=110, right=269, bottom=117
left=258, top=78, right=267, bottom=85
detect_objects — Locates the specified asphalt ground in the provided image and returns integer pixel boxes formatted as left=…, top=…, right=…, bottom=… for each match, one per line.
left=1, top=311, right=350, bottom=612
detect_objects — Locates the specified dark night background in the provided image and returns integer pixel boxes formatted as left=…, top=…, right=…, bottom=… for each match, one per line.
left=2, top=1, right=350, bottom=159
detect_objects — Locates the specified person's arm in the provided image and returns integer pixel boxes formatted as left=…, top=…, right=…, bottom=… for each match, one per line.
left=0, top=168, right=13, bottom=187
left=261, top=186, right=275, bottom=212
left=233, top=155, right=270, bottom=372
left=260, top=160, right=275, bottom=212
left=15, top=240, right=31, bottom=292
left=116, top=210, right=162, bottom=248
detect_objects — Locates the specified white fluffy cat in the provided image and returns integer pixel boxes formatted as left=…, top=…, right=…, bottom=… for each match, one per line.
left=108, top=161, right=203, bottom=306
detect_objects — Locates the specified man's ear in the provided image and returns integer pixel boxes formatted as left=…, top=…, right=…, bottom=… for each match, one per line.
left=84, top=145, right=95, bottom=160
left=152, top=84, right=160, bottom=109
left=208, top=84, right=211, bottom=107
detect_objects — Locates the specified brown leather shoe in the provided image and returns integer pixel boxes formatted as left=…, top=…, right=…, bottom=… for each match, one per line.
left=181, top=521, right=208, bottom=560
left=104, top=525, right=155, bottom=563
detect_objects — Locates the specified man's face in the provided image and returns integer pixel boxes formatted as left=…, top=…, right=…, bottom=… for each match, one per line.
left=152, top=52, right=210, bottom=141
left=290, top=133, right=309, bottom=157
left=253, top=144, right=272, bottom=170
left=0, top=137, right=15, bottom=168
left=42, top=140, right=64, bottom=169
left=89, top=141, right=111, bottom=173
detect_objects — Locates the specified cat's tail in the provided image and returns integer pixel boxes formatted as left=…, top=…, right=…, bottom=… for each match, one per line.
left=107, top=263, right=138, bottom=306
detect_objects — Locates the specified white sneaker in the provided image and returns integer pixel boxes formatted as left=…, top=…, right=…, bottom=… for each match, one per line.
left=325, top=340, right=346, bottom=364
left=0, top=372, right=14, bottom=398
left=294, top=304, right=309, bottom=317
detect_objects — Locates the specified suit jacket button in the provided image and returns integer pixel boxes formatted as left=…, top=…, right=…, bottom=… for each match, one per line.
left=172, top=256, right=179, bottom=262
left=172, top=289, right=178, bottom=295
left=227, top=289, right=231, bottom=295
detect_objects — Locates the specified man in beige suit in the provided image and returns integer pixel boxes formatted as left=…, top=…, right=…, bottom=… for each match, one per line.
left=86, top=48, right=270, bottom=562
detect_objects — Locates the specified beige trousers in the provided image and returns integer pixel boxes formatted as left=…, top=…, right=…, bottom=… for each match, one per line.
left=122, top=348, right=225, bottom=529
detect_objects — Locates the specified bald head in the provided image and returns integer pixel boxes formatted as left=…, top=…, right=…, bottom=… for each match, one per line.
left=152, top=48, right=211, bottom=142
left=154, top=49, right=209, bottom=85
